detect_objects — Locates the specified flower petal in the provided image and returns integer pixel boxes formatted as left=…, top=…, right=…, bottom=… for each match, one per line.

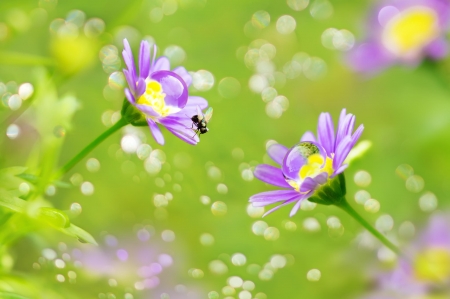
left=300, top=131, right=316, bottom=142
left=160, top=116, right=199, bottom=145
left=250, top=189, right=300, bottom=205
left=346, top=41, right=394, bottom=73
left=124, top=88, right=135, bottom=104
left=426, top=38, right=449, bottom=60
left=282, top=141, right=325, bottom=181
left=123, top=69, right=136, bottom=94
left=151, top=70, right=188, bottom=109
left=333, top=136, right=353, bottom=170
left=173, top=66, right=192, bottom=86
left=289, top=196, right=308, bottom=217
left=336, top=113, right=354, bottom=147
left=300, top=177, right=318, bottom=193
left=122, top=39, right=136, bottom=82
left=264, top=197, right=301, bottom=217
left=139, top=40, right=151, bottom=79
left=152, top=56, right=170, bottom=72
left=136, top=77, right=146, bottom=98
left=147, top=118, right=165, bottom=145
left=317, top=112, right=335, bottom=156
left=254, top=164, right=292, bottom=188
left=267, top=144, right=288, bottom=165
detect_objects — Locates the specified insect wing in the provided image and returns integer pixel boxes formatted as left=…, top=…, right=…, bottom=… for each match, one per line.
left=203, top=107, right=213, bottom=123
left=196, top=105, right=204, bottom=121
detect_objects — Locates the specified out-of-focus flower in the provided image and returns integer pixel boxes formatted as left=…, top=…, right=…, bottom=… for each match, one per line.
left=347, top=0, right=450, bottom=73
left=250, top=109, right=364, bottom=216
left=121, top=38, right=208, bottom=145
left=362, top=212, right=450, bottom=298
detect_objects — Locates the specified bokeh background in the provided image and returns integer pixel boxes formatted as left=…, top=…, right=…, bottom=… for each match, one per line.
left=1, top=0, right=450, bottom=298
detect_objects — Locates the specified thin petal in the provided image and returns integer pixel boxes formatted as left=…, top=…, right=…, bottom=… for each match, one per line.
left=122, top=39, right=136, bottom=81
left=124, top=88, right=135, bottom=104
left=313, top=172, right=328, bottom=184
left=300, top=131, right=316, bottom=142
left=263, top=198, right=300, bottom=217
left=334, top=164, right=348, bottom=176
left=151, top=70, right=188, bottom=109
left=136, top=77, right=146, bottom=98
left=139, top=40, right=151, bottom=79
left=185, top=96, right=208, bottom=109
left=289, top=196, right=307, bottom=217
left=152, top=57, right=170, bottom=72
left=123, top=69, right=136, bottom=94
left=267, top=144, right=288, bottom=165
left=425, top=38, right=448, bottom=60
left=346, top=41, right=395, bottom=73
left=282, top=141, right=325, bottom=181
left=300, top=177, right=318, bottom=193
left=317, top=112, right=335, bottom=155
left=250, top=189, right=300, bottom=204
left=147, top=118, right=165, bottom=145
left=135, top=103, right=159, bottom=117
left=351, top=124, right=364, bottom=145
left=336, top=113, right=353, bottom=147
left=254, top=164, right=292, bottom=188
left=160, top=117, right=199, bottom=145
left=333, top=136, right=353, bottom=170
left=173, top=66, right=192, bottom=86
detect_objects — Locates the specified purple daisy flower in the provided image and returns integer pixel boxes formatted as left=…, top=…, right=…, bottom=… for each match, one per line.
left=361, top=212, right=450, bottom=298
left=347, top=0, right=450, bottom=73
left=250, top=109, right=364, bottom=217
left=122, top=38, right=208, bottom=145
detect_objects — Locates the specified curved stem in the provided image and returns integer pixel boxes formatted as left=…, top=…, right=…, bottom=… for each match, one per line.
left=335, top=198, right=401, bottom=255
left=54, top=118, right=128, bottom=179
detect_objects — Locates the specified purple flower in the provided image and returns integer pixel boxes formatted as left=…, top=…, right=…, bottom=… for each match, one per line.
left=250, top=109, right=364, bottom=217
left=122, top=38, right=208, bottom=145
left=347, top=0, right=450, bottom=73
left=361, top=212, right=450, bottom=298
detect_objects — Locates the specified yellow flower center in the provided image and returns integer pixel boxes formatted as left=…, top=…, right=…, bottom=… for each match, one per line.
left=414, top=247, right=450, bottom=282
left=382, top=6, right=439, bottom=57
left=137, top=81, right=174, bottom=117
left=287, top=154, right=334, bottom=192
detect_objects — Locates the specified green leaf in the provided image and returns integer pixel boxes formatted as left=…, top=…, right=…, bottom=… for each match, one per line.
left=0, top=190, right=26, bottom=213
left=60, top=224, right=98, bottom=245
left=35, top=207, right=70, bottom=228
left=0, top=291, right=31, bottom=299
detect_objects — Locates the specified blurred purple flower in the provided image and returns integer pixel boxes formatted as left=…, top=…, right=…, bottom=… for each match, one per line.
left=347, top=0, right=450, bottom=73
left=250, top=109, right=364, bottom=217
left=362, top=212, right=450, bottom=298
left=122, top=38, right=208, bottom=145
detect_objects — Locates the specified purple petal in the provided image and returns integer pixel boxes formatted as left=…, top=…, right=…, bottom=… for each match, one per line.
left=300, top=131, right=316, bottom=142
left=185, top=96, right=208, bottom=109
left=317, top=112, right=335, bottom=156
left=135, top=103, right=159, bottom=117
left=313, top=172, right=328, bottom=184
left=173, top=66, right=192, bottom=86
left=147, top=118, right=165, bottom=145
left=336, top=113, right=354, bottom=148
left=263, top=198, right=300, bottom=217
left=351, top=124, right=364, bottom=145
left=426, top=38, right=448, bottom=60
left=333, top=136, right=353, bottom=170
left=122, top=39, right=136, bottom=82
left=152, top=57, right=170, bottom=72
left=124, top=88, right=135, bottom=104
left=151, top=70, right=188, bottom=109
left=139, top=41, right=151, bottom=79
left=300, top=177, right=318, bottom=193
left=334, top=164, right=348, bottom=176
left=346, top=41, right=395, bottom=74
left=267, top=144, right=288, bottom=165
left=159, top=117, right=199, bottom=145
left=420, top=213, right=450, bottom=248
left=289, top=196, right=308, bottom=217
left=254, top=164, right=292, bottom=188
left=250, top=189, right=300, bottom=205
left=123, top=69, right=136, bottom=94
left=136, top=77, right=146, bottom=98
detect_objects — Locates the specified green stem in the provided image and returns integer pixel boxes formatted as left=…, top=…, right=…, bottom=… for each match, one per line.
left=54, top=118, right=127, bottom=179
left=335, top=198, right=401, bottom=255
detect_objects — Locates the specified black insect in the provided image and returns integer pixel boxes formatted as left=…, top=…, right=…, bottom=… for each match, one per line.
left=191, top=106, right=213, bottom=137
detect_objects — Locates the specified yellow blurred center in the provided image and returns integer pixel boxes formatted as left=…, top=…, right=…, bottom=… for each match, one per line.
left=287, top=154, right=334, bottom=192
left=137, top=81, right=172, bottom=117
left=382, top=6, right=439, bottom=57
left=414, top=247, right=450, bottom=282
